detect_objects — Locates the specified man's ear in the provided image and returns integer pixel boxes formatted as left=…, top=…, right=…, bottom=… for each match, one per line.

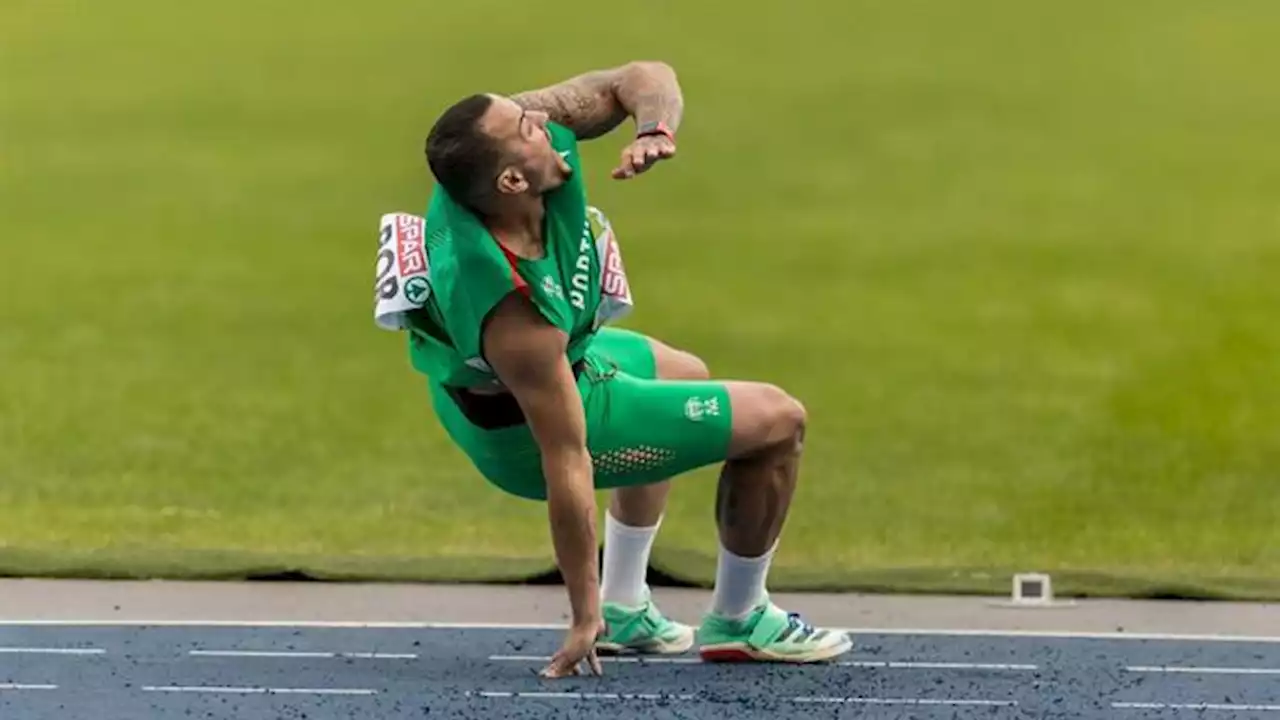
left=496, top=166, right=529, bottom=196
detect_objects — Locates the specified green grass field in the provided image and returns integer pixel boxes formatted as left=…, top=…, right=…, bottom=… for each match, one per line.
left=2, top=0, right=1278, bottom=598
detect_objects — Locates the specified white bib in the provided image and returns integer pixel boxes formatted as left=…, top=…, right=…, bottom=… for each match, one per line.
left=372, top=212, right=431, bottom=331
left=588, top=206, right=634, bottom=328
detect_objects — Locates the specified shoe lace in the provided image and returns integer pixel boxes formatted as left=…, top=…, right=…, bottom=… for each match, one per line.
left=786, top=612, right=816, bottom=637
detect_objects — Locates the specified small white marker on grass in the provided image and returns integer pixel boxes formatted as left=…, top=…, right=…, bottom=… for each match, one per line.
left=1015, top=573, right=1053, bottom=605
left=989, top=572, right=1076, bottom=609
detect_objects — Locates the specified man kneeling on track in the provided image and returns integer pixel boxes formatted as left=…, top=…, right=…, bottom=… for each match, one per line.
left=373, top=60, right=853, bottom=678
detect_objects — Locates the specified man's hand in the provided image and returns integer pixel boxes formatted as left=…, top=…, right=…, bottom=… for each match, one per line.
left=481, top=292, right=601, bottom=642
left=612, top=134, right=676, bottom=180
left=539, top=617, right=606, bottom=679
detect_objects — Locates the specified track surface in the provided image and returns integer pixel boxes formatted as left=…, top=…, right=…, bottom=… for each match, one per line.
left=2, top=581, right=1279, bottom=719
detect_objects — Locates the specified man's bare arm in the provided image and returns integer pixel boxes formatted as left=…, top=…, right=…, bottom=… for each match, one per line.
left=511, top=61, right=683, bottom=140
left=482, top=293, right=599, bottom=626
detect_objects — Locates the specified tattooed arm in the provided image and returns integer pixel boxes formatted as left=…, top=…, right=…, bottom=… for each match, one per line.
left=511, top=61, right=684, bottom=141
left=482, top=292, right=600, bottom=636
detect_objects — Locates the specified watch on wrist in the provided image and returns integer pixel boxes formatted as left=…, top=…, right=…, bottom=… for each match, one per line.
left=636, top=120, right=675, bottom=142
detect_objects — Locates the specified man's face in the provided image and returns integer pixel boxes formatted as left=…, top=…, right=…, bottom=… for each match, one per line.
left=480, top=94, right=572, bottom=196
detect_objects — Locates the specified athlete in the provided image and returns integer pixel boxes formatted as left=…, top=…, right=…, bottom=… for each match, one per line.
left=382, top=60, right=852, bottom=678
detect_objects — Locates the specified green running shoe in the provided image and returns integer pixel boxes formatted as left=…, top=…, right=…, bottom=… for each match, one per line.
left=595, top=591, right=696, bottom=655
left=696, top=596, right=853, bottom=663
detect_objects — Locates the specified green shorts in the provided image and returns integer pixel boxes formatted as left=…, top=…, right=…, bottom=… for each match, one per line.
left=429, top=327, right=734, bottom=501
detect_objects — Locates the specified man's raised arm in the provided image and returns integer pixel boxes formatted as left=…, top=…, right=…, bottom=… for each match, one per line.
left=481, top=293, right=600, bottom=634
left=511, top=61, right=684, bottom=141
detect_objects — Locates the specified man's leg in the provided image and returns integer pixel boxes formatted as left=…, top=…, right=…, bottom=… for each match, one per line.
left=588, top=329, right=707, bottom=654
left=602, top=337, right=708, bottom=605
left=595, top=333, right=804, bottom=629
left=580, top=340, right=850, bottom=663
left=607, top=340, right=707, bottom=528
left=692, top=381, right=851, bottom=662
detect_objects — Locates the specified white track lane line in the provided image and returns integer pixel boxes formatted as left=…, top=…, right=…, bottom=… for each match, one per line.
left=189, top=650, right=416, bottom=659
left=0, top=684, right=58, bottom=691
left=1127, top=665, right=1280, bottom=676
left=468, top=691, right=1014, bottom=706
left=795, top=697, right=1018, bottom=707
left=489, top=654, right=1036, bottom=671
left=0, top=647, right=105, bottom=655
left=1115, top=703, right=1280, bottom=712
left=142, top=686, right=376, bottom=696
left=844, top=660, right=1037, bottom=671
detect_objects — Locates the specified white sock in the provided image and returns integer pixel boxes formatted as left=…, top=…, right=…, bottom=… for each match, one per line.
left=600, top=512, right=661, bottom=607
left=710, top=540, right=776, bottom=619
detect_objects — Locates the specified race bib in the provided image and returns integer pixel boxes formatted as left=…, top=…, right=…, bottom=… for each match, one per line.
left=373, top=212, right=431, bottom=331
left=588, top=206, right=634, bottom=328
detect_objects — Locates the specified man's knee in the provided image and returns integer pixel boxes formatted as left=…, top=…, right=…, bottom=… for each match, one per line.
left=726, top=382, right=806, bottom=460
left=771, top=386, right=806, bottom=446
left=675, top=351, right=711, bottom=381
left=655, top=343, right=710, bottom=381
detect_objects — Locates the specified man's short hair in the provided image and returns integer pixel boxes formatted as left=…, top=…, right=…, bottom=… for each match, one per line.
left=424, top=94, right=503, bottom=212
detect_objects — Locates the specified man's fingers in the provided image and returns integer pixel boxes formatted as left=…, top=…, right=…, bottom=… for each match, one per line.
left=539, top=662, right=575, bottom=678
left=538, top=653, right=572, bottom=678
left=631, top=146, right=650, bottom=173
left=638, top=140, right=675, bottom=170
left=611, top=148, right=634, bottom=179
left=611, top=140, right=675, bottom=180
left=539, top=649, right=600, bottom=679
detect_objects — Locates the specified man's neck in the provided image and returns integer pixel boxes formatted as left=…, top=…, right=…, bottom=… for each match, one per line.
left=483, top=195, right=546, bottom=259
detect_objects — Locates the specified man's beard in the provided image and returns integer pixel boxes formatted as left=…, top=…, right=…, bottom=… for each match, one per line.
left=527, top=163, right=567, bottom=195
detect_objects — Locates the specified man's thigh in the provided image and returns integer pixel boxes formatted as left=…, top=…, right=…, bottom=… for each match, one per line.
left=583, top=364, right=733, bottom=490
left=430, top=330, right=721, bottom=501
left=592, top=327, right=709, bottom=382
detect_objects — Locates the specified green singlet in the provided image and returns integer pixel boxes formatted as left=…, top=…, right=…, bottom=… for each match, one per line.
left=402, top=121, right=733, bottom=501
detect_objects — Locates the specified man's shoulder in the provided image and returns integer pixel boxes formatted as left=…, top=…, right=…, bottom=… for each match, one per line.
left=421, top=187, right=511, bottom=288
left=424, top=183, right=468, bottom=228
left=423, top=185, right=486, bottom=251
